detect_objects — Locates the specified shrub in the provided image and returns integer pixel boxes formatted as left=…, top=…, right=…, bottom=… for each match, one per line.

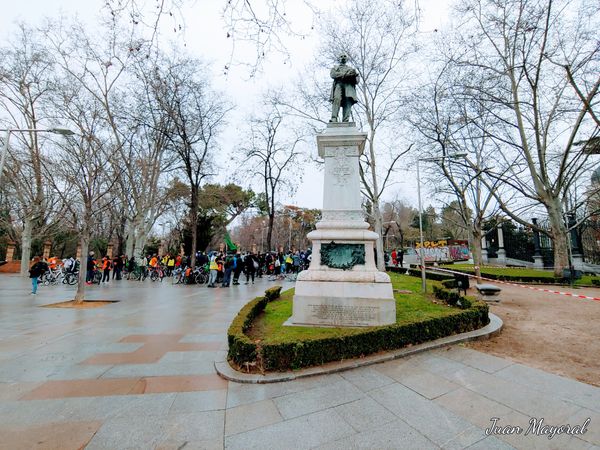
left=227, top=285, right=488, bottom=372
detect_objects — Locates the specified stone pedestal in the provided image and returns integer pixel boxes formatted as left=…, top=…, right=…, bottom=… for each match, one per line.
left=107, top=243, right=114, bottom=259
left=5, top=241, right=16, bottom=261
left=288, top=123, right=395, bottom=327
left=43, top=240, right=52, bottom=260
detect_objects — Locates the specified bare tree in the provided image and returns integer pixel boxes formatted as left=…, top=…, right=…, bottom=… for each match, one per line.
left=0, top=24, right=59, bottom=275
left=239, top=107, right=304, bottom=251
left=44, top=81, right=118, bottom=303
left=153, top=55, right=232, bottom=268
left=453, top=0, right=600, bottom=276
left=319, top=0, right=418, bottom=270
left=409, top=60, right=503, bottom=279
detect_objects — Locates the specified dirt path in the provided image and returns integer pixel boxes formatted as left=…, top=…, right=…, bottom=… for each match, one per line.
left=466, top=283, right=600, bottom=387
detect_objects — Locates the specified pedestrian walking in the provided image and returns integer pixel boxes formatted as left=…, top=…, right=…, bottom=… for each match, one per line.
left=29, top=256, right=47, bottom=295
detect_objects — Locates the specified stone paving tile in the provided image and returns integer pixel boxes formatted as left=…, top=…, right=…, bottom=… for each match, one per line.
left=440, top=346, right=514, bottom=373
left=0, top=420, right=102, bottom=450
left=332, top=396, right=397, bottom=433
left=314, top=418, right=439, bottom=449
left=141, top=374, right=228, bottom=394
left=390, top=366, right=460, bottom=399
left=225, top=374, right=344, bottom=408
left=21, top=377, right=144, bottom=399
left=0, top=381, right=42, bottom=400
left=463, top=369, right=581, bottom=423
left=494, top=363, right=600, bottom=412
left=338, top=366, right=396, bottom=392
left=0, top=399, right=71, bottom=425
left=86, top=410, right=224, bottom=450
left=433, top=387, right=514, bottom=429
left=225, top=399, right=283, bottom=436
left=75, top=393, right=177, bottom=420
left=369, top=383, right=485, bottom=449
left=273, top=379, right=364, bottom=420
left=100, top=360, right=216, bottom=378
left=169, top=390, right=227, bottom=414
left=157, top=350, right=222, bottom=364
left=566, top=407, right=600, bottom=446
left=179, top=333, right=228, bottom=343
left=224, top=408, right=355, bottom=450
left=465, top=436, right=517, bottom=449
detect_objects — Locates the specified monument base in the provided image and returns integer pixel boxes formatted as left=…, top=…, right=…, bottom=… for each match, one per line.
left=288, top=277, right=395, bottom=327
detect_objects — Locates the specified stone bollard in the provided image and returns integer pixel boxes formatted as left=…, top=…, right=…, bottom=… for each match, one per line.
left=43, top=240, right=52, bottom=260
left=5, top=241, right=16, bottom=261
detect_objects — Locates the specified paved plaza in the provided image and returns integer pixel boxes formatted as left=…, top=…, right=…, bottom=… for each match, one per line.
left=0, top=274, right=598, bottom=449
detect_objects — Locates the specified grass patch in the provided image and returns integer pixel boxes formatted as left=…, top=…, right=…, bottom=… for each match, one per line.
left=228, top=274, right=488, bottom=372
left=248, top=273, right=458, bottom=344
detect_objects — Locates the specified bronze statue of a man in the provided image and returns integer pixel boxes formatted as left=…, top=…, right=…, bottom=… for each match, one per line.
left=329, top=53, right=358, bottom=122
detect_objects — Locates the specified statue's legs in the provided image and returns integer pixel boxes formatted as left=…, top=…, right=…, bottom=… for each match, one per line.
left=342, top=99, right=352, bottom=122
left=330, top=85, right=343, bottom=122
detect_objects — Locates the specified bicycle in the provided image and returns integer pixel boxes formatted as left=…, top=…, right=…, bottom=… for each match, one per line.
left=171, top=267, right=186, bottom=285
left=149, top=265, right=165, bottom=282
left=194, top=266, right=209, bottom=285
left=42, top=267, right=63, bottom=286
left=63, top=270, right=79, bottom=285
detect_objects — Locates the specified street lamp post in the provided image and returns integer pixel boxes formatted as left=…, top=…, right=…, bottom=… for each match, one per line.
left=0, top=127, right=75, bottom=185
left=416, top=153, right=467, bottom=293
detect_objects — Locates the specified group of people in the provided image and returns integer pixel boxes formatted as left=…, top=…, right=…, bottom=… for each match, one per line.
left=389, top=248, right=405, bottom=268
left=206, top=249, right=312, bottom=288
left=28, top=247, right=314, bottom=294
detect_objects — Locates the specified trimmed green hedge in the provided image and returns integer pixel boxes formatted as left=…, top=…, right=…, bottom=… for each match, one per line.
left=227, top=286, right=282, bottom=369
left=227, top=284, right=488, bottom=372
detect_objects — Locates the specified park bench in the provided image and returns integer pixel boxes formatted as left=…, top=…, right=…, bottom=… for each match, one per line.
left=475, top=283, right=501, bottom=302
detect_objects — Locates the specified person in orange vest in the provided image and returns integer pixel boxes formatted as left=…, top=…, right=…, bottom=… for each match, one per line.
left=101, top=255, right=111, bottom=283
left=48, top=256, right=59, bottom=270
left=149, top=254, right=158, bottom=268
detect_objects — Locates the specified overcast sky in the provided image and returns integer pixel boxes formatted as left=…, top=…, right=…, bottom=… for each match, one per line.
left=1, top=0, right=452, bottom=210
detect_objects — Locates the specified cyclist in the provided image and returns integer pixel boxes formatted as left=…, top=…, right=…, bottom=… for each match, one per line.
left=63, top=256, right=76, bottom=273
left=167, top=255, right=175, bottom=276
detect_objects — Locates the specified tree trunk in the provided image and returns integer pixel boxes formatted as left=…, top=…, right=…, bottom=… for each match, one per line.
left=267, top=212, right=274, bottom=252
left=547, top=200, right=569, bottom=277
left=125, top=219, right=135, bottom=258
left=20, top=217, right=34, bottom=277
left=372, top=201, right=386, bottom=271
left=190, top=185, right=198, bottom=268
left=74, top=232, right=89, bottom=304
left=471, top=227, right=483, bottom=282
left=135, top=220, right=149, bottom=259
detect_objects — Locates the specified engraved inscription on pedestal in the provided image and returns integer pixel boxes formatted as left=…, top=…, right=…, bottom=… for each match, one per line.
left=308, top=303, right=379, bottom=326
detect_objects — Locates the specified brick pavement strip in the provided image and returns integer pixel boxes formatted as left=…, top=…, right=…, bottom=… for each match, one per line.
left=0, top=274, right=598, bottom=448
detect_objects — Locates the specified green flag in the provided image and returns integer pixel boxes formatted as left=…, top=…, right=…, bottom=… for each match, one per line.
left=224, top=231, right=237, bottom=251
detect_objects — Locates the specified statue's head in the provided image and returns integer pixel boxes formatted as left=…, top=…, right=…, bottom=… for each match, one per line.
left=338, top=53, right=348, bottom=64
